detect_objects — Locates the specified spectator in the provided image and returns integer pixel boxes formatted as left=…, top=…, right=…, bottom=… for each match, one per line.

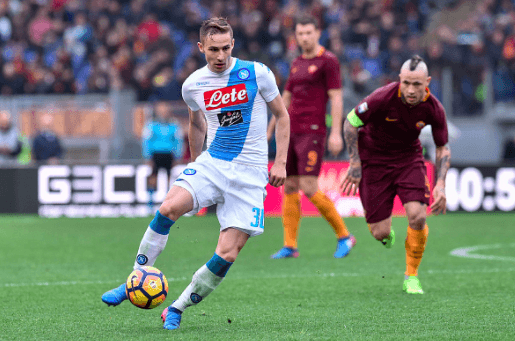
left=1, top=62, right=25, bottom=95
left=0, top=110, right=20, bottom=164
left=32, top=113, right=63, bottom=165
left=0, top=0, right=512, bottom=112
left=148, top=67, right=181, bottom=101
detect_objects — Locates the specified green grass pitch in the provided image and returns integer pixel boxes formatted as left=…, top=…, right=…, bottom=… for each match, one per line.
left=1, top=213, right=514, bottom=340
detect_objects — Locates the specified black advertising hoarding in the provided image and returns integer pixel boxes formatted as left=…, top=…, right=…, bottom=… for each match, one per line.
left=37, top=165, right=175, bottom=217
left=2, top=165, right=515, bottom=215
left=0, top=168, right=38, bottom=214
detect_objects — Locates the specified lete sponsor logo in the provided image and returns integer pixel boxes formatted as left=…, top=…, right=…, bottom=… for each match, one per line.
left=204, top=83, right=248, bottom=110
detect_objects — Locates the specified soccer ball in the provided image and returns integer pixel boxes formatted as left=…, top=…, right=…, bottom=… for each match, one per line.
left=125, top=266, right=168, bottom=309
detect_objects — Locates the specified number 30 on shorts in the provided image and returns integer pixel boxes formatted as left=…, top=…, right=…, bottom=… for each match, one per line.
left=250, top=208, right=265, bottom=229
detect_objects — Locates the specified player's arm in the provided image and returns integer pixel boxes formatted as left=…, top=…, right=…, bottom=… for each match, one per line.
left=340, top=109, right=362, bottom=196
left=430, top=145, right=451, bottom=215
left=188, top=107, right=207, bottom=162
left=266, top=90, right=291, bottom=141
left=327, top=88, right=344, bottom=157
left=267, top=94, right=290, bottom=187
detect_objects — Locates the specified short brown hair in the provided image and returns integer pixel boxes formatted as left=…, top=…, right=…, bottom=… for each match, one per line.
left=294, top=15, right=320, bottom=30
left=200, top=17, right=233, bottom=43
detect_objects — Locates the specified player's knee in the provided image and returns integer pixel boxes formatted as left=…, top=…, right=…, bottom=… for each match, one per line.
left=370, top=228, right=390, bottom=241
left=158, top=201, right=182, bottom=221
left=408, top=213, right=426, bottom=230
left=303, top=188, right=317, bottom=198
left=284, top=183, right=299, bottom=194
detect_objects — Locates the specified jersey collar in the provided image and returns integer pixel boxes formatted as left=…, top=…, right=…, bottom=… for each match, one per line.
left=301, top=46, right=325, bottom=59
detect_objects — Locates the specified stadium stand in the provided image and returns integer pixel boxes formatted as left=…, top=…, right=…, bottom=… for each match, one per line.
left=0, top=0, right=513, bottom=104
left=0, top=0, right=514, bottom=164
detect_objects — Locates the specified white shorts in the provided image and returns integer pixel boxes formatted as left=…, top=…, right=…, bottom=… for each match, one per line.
left=174, top=151, right=268, bottom=237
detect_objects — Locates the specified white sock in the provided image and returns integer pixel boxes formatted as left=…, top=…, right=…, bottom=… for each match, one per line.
left=171, top=265, right=224, bottom=312
left=133, top=227, right=169, bottom=269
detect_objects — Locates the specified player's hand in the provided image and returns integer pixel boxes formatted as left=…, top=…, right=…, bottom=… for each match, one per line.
left=268, top=162, right=286, bottom=187
left=430, top=185, right=447, bottom=215
left=327, top=132, right=343, bottom=157
left=340, top=163, right=361, bottom=196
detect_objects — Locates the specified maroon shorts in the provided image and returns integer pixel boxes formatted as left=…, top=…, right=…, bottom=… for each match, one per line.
left=359, top=161, right=430, bottom=224
left=286, top=133, right=326, bottom=177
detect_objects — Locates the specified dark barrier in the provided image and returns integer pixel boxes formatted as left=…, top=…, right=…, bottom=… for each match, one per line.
left=2, top=164, right=514, bottom=216
left=36, top=164, right=178, bottom=217
left=0, top=168, right=39, bottom=214
left=446, top=166, right=515, bottom=212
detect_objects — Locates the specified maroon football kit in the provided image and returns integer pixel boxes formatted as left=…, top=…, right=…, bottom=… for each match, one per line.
left=284, top=47, right=342, bottom=176
left=353, top=82, right=448, bottom=223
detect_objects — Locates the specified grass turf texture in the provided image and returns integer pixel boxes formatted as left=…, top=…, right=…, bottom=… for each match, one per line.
left=1, top=213, right=514, bottom=340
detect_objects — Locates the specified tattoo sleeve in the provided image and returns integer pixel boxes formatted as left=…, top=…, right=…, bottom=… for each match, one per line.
left=435, top=145, right=451, bottom=182
left=344, top=119, right=360, bottom=164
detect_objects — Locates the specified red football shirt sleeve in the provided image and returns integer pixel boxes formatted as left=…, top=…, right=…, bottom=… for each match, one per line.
left=324, top=55, right=342, bottom=90
left=431, top=100, right=449, bottom=147
left=352, top=87, right=386, bottom=125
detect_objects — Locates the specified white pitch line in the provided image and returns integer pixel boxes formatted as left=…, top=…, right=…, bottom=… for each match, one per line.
left=450, top=243, right=515, bottom=262
left=4, top=267, right=515, bottom=288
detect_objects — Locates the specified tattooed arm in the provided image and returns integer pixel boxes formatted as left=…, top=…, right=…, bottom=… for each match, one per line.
left=430, top=145, right=451, bottom=215
left=340, top=119, right=362, bottom=196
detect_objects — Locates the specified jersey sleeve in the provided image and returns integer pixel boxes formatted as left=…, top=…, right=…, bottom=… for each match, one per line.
left=181, top=80, right=201, bottom=112
left=255, top=62, right=280, bottom=102
left=431, top=100, right=449, bottom=147
left=347, top=87, right=386, bottom=127
left=324, top=54, right=342, bottom=90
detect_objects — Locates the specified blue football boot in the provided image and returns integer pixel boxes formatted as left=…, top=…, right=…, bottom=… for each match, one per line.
left=101, top=283, right=127, bottom=306
left=270, top=247, right=299, bottom=259
left=334, top=235, right=356, bottom=258
left=162, top=305, right=182, bottom=330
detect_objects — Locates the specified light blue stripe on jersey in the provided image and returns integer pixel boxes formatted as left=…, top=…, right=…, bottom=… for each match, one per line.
left=208, top=59, right=257, bottom=162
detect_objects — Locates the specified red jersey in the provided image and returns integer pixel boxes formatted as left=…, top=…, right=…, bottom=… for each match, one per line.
left=285, top=48, right=342, bottom=135
left=354, top=82, right=448, bottom=164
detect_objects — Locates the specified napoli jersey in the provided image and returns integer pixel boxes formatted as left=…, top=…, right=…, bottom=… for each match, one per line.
left=182, top=58, right=280, bottom=167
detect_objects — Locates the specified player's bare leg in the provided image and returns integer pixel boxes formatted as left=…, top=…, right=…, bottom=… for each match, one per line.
left=369, top=216, right=395, bottom=248
left=163, top=228, right=249, bottom=330
left=403, top=201, right=428, bottom=294
left=300, top=176, right=355, bottom=258
left=101, top=186, right=193, bottom=306
left=271, top=176, right=301, bottom=259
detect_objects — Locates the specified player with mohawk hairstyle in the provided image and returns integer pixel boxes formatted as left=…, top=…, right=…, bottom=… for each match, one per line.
left=341, top=55, right=451, bottom=294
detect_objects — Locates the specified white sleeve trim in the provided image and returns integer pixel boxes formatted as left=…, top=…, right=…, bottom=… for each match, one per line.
left=256, top=62, right=280, bottom=103
left=181, top=79, right=200, bottom=112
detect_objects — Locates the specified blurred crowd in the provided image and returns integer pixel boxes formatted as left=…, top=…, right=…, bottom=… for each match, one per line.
left=0, top=0, right=514, bottom=111
left=0, top=109, right=62, bottom=165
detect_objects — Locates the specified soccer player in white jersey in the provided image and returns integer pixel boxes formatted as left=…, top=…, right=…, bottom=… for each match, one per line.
left=101, top=17, right=290, bottom=331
